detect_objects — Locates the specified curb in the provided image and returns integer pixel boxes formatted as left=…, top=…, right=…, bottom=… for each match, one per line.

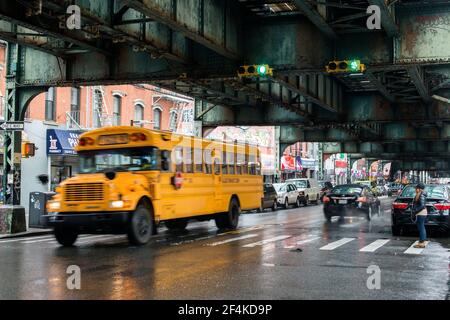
left=0, top=229, right=53, bottom=240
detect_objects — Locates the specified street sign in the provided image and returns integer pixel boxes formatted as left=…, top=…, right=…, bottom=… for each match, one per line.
left=0, top=121, right=24, bottom=131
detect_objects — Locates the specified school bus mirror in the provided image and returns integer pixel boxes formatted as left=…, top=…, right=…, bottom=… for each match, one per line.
left=37, top=174, right=49, bottom=185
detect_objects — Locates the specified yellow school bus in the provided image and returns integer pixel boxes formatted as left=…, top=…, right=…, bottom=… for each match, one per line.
left=46, top=126, right=263, bottom=246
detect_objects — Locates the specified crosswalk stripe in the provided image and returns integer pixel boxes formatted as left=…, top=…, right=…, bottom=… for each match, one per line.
left=404, top=241, right=425, bottom=255
left=359, top=239, right=390, bottom=252
left=206, top=234, right=258, bottom=247
left=0, top=235, right=54, bottom=244
left=77, top=235, right=123, bottom=244
left=243, top=235, right=291, bottom=248
left=319, top=238, right=355, bottom=251
left=297, top=236, right=321, bottom=245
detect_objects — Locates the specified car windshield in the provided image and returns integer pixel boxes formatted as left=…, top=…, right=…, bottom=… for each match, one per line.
left=289, top=180, right=307, bottom=188
left=272, top=183, right=285, bottom=192
left=79, top=147, right=159, bottom=173
left=400, top=185, right=446, bottom=199
left=331, top=185, right=363, bottom=195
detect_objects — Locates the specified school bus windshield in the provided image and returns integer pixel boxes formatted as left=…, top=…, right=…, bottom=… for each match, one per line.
left=79, top=147, right=159, bottom=173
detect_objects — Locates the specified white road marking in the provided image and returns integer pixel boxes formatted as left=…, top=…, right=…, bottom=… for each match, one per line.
left=0, top=235, right=54, bottom=244
left=319, top=238, right=355, bottom=251
left=76, top=235, right=124, bottom=244
left=206, top=234, right=258, bottom=247
left=243, top=235, right=291, bottom=248
left=359, top=239, right=390, bottom=252
left=296, top=236, right=321, bottom=246
left=262, top=263, right=275, bottom=267
left=404, top=241, right=426, bottom=255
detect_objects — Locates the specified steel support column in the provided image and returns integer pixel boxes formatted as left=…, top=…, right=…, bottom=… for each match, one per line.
left=2, top=42, right=22, bottom=205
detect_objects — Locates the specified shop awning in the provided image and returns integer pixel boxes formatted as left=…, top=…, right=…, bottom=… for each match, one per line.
left=47, top=129, right=84, bottom=155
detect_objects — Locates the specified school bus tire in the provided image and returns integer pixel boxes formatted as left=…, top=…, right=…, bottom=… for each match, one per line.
left=215, top=197, right=240, bottom=230
left=54, top=226, right=78, bottom=247
left=165, top=219, right=188, bottom=231
left=127, top=203, right=154, bottom=246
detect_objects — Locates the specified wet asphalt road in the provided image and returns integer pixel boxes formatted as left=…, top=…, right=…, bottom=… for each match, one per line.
left=0, top=197, right=449, bottom=300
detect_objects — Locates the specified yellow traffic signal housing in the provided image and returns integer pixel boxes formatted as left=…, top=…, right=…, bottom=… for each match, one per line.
left=22, top=142, right=36, bottom=158
left=238, top=64, right=273, bottom=78
left=325, top=60, right=366, bottom=74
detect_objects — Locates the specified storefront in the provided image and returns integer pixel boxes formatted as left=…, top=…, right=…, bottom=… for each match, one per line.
left=300, top=158, right=318, bottom=179
left=46, top=129, right=84, bottom=191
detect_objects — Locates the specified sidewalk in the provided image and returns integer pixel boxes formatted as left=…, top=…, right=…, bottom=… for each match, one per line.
left=0, top=228, right=52, bottom=239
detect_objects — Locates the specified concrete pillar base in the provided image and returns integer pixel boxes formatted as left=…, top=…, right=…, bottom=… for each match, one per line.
left=0, top=206, right=26, bottom=234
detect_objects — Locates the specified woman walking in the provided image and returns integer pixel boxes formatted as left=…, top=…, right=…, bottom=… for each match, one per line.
left=412, top=183, right=428, bottom=248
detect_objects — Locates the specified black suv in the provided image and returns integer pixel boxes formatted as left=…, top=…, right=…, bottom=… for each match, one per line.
left=259, top=183, right=278, bottom=212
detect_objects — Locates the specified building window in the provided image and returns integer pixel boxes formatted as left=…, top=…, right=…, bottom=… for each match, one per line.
left=153, top=107, right=162, bottom=130
left=169, top=110, right=178, bottom=132
left=93, top=89, right=103, bottom=128
left=134, top=103, right=144, bottom=127
left=70, top=87, right=80, bottom=125
left=45, top=87, right=56, bottom=121
left=113, top=95, right=122, bottom=126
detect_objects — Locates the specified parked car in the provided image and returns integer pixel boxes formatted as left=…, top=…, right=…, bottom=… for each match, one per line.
left=391, top=184, right=450, bottom=236
left=273, top=183, right=303, bottom=208
left=323, top=184, right=381, bottom=221
left=387, top=182, right=402, bottom=196
left=286, top=178, right=320, bottom=205
left=258, top=183, right=278, bottom=212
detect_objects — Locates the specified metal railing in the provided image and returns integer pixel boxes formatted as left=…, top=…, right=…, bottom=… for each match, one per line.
left=66, top=111, right=83, bottom=129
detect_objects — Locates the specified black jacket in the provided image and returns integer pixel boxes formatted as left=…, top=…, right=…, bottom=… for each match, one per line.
left=412, top=191, right=427, bottom=214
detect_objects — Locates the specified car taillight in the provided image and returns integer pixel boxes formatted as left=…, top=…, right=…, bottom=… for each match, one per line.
left=433, top=203, right=450, bottom=211
left=357, top=197, right=367, bottom=203
left=392, top=202, right=408, bottom=209
left=323, top=196, right=330, bottom=203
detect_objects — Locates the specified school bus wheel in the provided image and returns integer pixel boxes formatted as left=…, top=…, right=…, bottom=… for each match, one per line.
left=127, top=202, right=155, bottom=245
left=215, top=197, right=240, bottom=230
left=54, top=226, right=79, bottom=247
left=165, top=219, right=189, bottom=231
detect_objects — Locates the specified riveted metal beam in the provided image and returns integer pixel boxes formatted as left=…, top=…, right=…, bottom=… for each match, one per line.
left=367, top=0, right=400, bottom=37
left=124, top=0, right=239, bottom=60
left=407, top=66, right=432, bottom=104
left=292, top=0, right=338, bottom=39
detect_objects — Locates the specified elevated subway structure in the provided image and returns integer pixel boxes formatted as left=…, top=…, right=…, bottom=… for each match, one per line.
left=1, top=0, right=450, bottom=202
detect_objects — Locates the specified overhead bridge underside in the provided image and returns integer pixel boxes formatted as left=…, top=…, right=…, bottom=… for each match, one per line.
left=1, top=0, right=450, bottom=170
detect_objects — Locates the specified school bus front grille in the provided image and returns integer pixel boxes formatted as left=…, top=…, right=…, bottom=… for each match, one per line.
left=65, top=183, right=104, bottom=202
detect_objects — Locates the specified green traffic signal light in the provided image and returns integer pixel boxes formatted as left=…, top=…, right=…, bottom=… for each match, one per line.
left=257, top=65, right=267, bottom=75
left=349, top=60, right=359, bottom=71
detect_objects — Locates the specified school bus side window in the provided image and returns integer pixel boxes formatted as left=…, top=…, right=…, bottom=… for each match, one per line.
left=184, top=147, right=193, bottom=173
left=174, top=147, right=183, bottom=172
left=222, top=151, right=228, bottom=174
left=214, top=158, right=221, bottom=175
left=161, top=150, right=171, bottom=171
left=227, top=152, right=235, bottom=174
left=194, top=148, right=203, bottom=173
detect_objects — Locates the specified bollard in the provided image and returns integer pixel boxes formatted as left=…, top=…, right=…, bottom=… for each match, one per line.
left=0, top=205, right=26, bottom=234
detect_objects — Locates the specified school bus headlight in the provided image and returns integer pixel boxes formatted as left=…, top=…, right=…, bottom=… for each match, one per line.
left=48, top=201, right=61, bottom=210
left=109, top=200, right=124, bottom=209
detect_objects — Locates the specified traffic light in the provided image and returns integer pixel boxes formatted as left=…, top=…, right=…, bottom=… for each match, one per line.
left=238, top=64, right=273, bottom=78
left=325, top=60, right=366, bottom=74
left=22, top=142, right=36, bottom=158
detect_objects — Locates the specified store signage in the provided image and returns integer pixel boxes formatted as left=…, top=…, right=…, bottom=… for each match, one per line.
left=47, top=129, right=84, bottom=155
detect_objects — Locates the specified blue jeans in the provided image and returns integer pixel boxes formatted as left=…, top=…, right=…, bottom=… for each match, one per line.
left=416, top=216, right=427, bottom=242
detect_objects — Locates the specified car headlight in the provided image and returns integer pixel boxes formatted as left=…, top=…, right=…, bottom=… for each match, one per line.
left=48, top=201, right=61, bottom=210
left=109, top=200, right=124, bottom=209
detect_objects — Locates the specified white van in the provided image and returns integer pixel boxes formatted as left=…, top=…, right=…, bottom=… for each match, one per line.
left=286, top=178, right=320, bottom=205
